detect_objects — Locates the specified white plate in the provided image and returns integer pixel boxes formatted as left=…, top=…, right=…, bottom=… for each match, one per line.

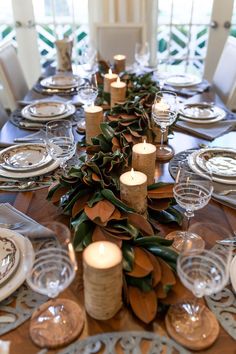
left=40, top=75, right=81, bottom=89
left=188, top=150, right=236, bottom=185
left=29, top=101, right=67, bottom=117
left=166, top=74, right=202, bottom=87
left=179, top=106, right=226, bottom=124
left=230, top=255, right=236, bottom=293
left=0, top=157, right=60, bottom=179
left=22, top=103, right=76, bottom=122
left=195, top=148, right=236, bottom=177
left=180, top=103, right=221, bottom=120
left=0, top=237, right=20, bottom=285
left=0, top=228, right=34, bottom=302
left=0, top=144, right=52, bottom=171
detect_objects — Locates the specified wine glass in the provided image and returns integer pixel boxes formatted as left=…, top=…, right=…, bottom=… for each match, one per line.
left=79, top=45, right=98, bottom=76
left=26, top=222, right=81, bottom=348
left=151, top=91, right=178, bottom=161
left=167, top=164, right=213, bottom=251
left=134, top=42, right=150, bottom=73
left=166, top=247, right=230, bottom=348
left=45, top=120, right=76, bottom=175
left=77, top=73, right=98, bottom=131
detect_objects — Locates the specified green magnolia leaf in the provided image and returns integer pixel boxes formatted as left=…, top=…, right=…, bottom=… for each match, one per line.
left=149, top=206, right=183, bottom=225
left=71, top=211, right=88, bottom=228
left=122, top=243, right=134, bottom=272
left=63, top=188, right=91, bottom=213
left=101, top=189, right=134, bottom=213
left=87, top=191, right=104, bottom=207
left=134, top=236, right=173, bottom=247
left=147, top=182, right=170, bottom=190
left=144, top=244, right=178, bottom=263
left=73, top=220, right=94, bottom=251
left=112, top=222, right=139, bottom=239
left=126, top=274, right=153, bottom=292
left=100, top=122, right=115, bottom=141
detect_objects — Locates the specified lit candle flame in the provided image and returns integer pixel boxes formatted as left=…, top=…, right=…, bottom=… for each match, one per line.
left=117, top=77, right=120, bottom=84
left=98, top=243, right=105, bottom=255
left=143, top=139, right=146, bottom=150
left=131, top=168, right=135, bottom=180
left=108, top=68, right=112, bottom=75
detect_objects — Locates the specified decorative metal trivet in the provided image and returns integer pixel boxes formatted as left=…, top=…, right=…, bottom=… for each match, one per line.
left=168, top=148, right=197, bottom=180
left=38, top=331, right=191, bottom=354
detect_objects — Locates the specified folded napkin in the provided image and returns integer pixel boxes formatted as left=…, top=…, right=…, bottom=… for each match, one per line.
left=0, top=203, right=55, bottom=240
left=212, top=182, right=236, bottom=210
left=174, top=119, right=236, bottom=141
left=164, top=79, right=210, bottom=97
left=14, top=129, right=46, bottom=143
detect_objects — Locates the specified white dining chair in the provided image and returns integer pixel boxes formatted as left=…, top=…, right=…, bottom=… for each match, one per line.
left=212, top=36, right=236, bottom=110
left=0, top=98, right=9, bottom=128
left=94, top=23, right=143, bottom=65
left=0, top=43, right=28, bottom=111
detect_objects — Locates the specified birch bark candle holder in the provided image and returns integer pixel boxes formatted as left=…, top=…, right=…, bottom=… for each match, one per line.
left=83, top=241, right=123, bottom=320
left=84, top=104, right=103, bottom=144
left=120, top=168, right=147, bottom=214
left=114, top=54, right=126, bottom=74
left=132, top=140, right=157, bottom=185
left=110, top=77, right=126, bottom=108
left=104, top=69, right=118, bottom=93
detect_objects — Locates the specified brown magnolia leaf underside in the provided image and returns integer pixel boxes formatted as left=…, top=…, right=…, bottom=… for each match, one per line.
left=84, top=200, right=115, bottom=224
left=146, top=251, right=162, bottom=287
left=72, top=193, right=92, bottom=217
left=129, top=286, right=157, bottom=324
left=127, top=213, right=153, bottom=236
left=148, top=198, right=171, bottom=211
left=50, top=185, right=69, bottom=203
left=127, top=247, right=153, bottom=278
left=92, top=226, right=122, bottom=248
left=157, top=257, right=176, bottom=286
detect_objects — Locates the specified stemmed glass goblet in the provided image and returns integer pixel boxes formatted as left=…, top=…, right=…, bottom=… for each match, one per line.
left=166, top=247, right=230, bottom=350
left=134, top=42, right=150, bottom=73
left=167, top=164, right=213, bottom=251
left=26, top=221, right=84, bottom=348
left=77, top=73, right=98, bottom=131
left=45, top=120, right=76, bottom=175
left=152, top=91, right=178, bottom=161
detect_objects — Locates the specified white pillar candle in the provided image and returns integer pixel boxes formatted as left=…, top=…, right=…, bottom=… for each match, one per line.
left=83, top=241, right=123, bottom=320
left=110, top=77, right=126, bottom=108
left=114, top=54, right=126, bottom=74
left=103, top=68, right=118, bottom=93
left=120, top=168, right=147, bottom=214
left=84, top=104, right=103, bottom=144
left=132, top=140, right=157, bottom=185
left=152, top=98, right=170, bottom=113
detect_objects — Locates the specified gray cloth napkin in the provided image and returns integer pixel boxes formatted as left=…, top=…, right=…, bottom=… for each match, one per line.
left=13, top=129, right=46, bottom=143
left=212, top=182, right=236, bottom=210
left=164, top=79, right=210, bottom=97
left=0, top=203, right=55, bottom=240
left=174, top=119, right=236, bottom=141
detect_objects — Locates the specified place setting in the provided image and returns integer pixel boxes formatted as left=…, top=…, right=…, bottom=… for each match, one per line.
left=174, top=101, right=236, bottom=141
left=163, top=73, right=210, bottom=97
left=33, top=73, right=85, bottom=96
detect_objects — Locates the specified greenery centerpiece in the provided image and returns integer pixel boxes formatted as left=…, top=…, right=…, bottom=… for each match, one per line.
left=48, top=70, right=184, bottom=324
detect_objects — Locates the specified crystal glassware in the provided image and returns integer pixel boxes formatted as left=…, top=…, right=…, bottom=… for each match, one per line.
left=26, top=221, right=79, bottom=347
left=167, top=164, right=213, bottom=251
left=152, top=91, right=178, bottom=161
left=45, top=120, right=76, bottom=175
left=134, top=42, right=150, bottom=73
left=166, top=247, right=230, bottom=349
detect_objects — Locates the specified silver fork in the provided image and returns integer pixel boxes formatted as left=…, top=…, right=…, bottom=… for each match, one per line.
left=218, top=189, right=236, bottom=196
left=0, top=222, right=24, bottom=230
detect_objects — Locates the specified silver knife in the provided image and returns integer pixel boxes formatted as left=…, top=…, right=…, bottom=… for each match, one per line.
left=216, top=238, right=236, bottom=246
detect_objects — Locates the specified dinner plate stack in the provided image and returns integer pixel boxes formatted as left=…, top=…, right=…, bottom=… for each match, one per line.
left=40, top=74, right=84, bottom=94
left=0, top=143, right=60, bottom=179
left=0, top=228, right=34, bottom=302
left=179, top=103, right=226, bottom=124
left=188, top=147, right=236, bottom=185
left=166, top=74, right=202, bottom=87
left=21, top=100, right=76, bottom=123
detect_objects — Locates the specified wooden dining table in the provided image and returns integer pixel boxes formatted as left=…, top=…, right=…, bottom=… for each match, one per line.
left=0, top=87, right=236, bottom=353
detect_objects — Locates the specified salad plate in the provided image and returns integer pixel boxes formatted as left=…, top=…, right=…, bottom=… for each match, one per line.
left=40, top=75, right=81, bottom=89
left=166, top=74, right=202, bottom=87
left=0, top=237, right=20, bottom=286
left=22, top=103, right=76, bottom=122
left=29, top=101, right=67, bottom=117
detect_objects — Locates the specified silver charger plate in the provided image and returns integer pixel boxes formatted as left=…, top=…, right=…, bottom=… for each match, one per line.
left=0, top=237, right=20, bottom=286
left=180, top=103, right=221, bottom=119
left=28, top=101, right=67, bottom=117
left=0, top=144, right=52, bottom=172
left=179, top=106, right=226, bottom=124
left=195, top=148, right=236, bottom=177
left=21, top=103, right=76, bottom=122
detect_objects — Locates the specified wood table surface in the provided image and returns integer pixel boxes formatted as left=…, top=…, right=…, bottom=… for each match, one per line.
left=0, top=91, right=236, bottom=353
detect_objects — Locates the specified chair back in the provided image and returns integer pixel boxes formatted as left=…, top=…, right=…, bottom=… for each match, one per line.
left=95, top=24, right=143, bottom=65
left=0, top=44, right=28, bottom=111
left=0, top=98, right=9, bottom=128
left=212, top=36, right=236, bottom=110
